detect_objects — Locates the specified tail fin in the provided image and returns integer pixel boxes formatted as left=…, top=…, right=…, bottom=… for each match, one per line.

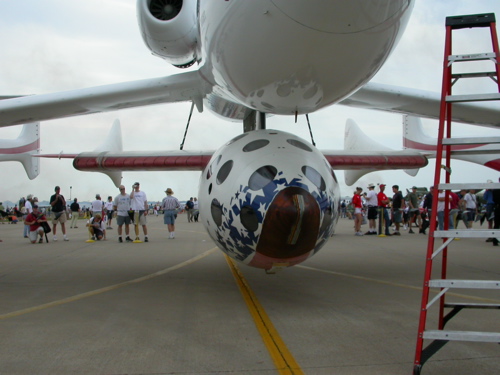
left=343, top=119, right=423, bottom=185
left=403, top=115, right=436, bottom=153
left=0, top=123, right=40, bottom=179
left=403, top=115, right=500, bottom=171
left=79, top=119, right=123, bottom=187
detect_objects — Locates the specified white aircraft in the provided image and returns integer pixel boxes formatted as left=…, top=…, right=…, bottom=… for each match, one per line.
left=1, top=1, right=500, bottom=271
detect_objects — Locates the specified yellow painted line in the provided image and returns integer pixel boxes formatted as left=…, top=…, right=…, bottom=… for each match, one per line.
left=225, top=256, right=304, bottom=375
left=0, top=248, right=218, bottom=321
left=298, top=265, right=500, bottom=303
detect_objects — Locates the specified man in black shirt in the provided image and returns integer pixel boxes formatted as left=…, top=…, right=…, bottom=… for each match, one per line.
left=50, top=186, right=69, bottom=241
left=392, top=185, right=405, bottom=235
left=70, top=198, right=80, bottom=229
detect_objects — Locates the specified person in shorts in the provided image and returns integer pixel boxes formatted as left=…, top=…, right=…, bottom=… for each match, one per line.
left=49, top=186, right=68, bottom=241
left=114, top=185, right=132, bottom=243
left=87, top=214, right=106, bottom=241
left=130, top=182, right=149, bottom=242
left=104, top=196, right=114, bottom=229
left=161, top=188, right=180, bottom=239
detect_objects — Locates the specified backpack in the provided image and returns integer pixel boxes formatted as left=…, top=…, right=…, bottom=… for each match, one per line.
left=40, top=221, right=51, bottom=234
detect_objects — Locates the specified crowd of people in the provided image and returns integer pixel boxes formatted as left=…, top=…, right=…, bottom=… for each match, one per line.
left=341, top=180, right=500, bottom=245
left=3, top=180, right=499, bottom=245
left=1, top=183, right=200, bottom=244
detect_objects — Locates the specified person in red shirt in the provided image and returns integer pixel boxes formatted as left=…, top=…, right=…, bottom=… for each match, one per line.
left=24, top=205, right=47, bottom=244
left=352, top=187, right=364, bottom=236
left=377, top=184, right=392, bottom=236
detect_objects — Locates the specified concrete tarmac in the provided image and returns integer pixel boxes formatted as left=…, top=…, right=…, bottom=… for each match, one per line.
left=0, top=215, right=499, bottom=374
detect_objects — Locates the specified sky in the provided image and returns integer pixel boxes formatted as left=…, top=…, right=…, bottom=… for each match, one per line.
left=1, top=0, right=500, bottom=205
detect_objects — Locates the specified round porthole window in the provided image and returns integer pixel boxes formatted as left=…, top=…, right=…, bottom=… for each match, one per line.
left=287, top=139, right=312, bottom=152
left=243, top=139, right=269, bottom=152
left=240, top=205, right=258, bottom=232
left=249, top=165, right=277, bottom=190
left=211, top=198, right=223, bottom=226
left=217, top=160, right=233, bottom=185
left=302, top=165, right=326, bottom=191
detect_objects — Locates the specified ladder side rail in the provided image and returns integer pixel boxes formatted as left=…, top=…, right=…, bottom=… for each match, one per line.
left=414, top=24, right=454, bottom=371
left=439, top=103, right=453, bottom=330
left=489, top=21, right=500, bottom=92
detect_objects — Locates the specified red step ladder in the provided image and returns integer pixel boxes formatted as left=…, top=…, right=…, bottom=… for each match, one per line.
left=413, top=13, right=500, bottom=375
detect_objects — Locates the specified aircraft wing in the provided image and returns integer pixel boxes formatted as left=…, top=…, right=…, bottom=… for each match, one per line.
left=340, top=82, right=500, bottom=128
left=0, top=71, right=205, bottom=127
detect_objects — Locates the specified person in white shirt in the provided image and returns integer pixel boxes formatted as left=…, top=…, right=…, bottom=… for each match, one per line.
left=114, top=185, right=132, bottom=243
left=463, top=189, right=478, bottom=229
left=104, top=196, right=114, bottom=229
left=87, top=214, right=106, bottom=241
left=365, top=183, right=378, bottom=235
left=23, top=194, right=34, bottom=238
left=130, top=182, right=149, bottom=242
left=91, top=194, right=104, bottom=217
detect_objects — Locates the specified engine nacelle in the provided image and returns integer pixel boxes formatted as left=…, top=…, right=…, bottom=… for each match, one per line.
left=136, top=0, right=198, bottom=68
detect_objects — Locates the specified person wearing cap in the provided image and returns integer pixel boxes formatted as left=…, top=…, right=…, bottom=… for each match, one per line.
left=50, top=186, right=69, bottom=241
left=87, top=213, right=106, bottom=241
left=391, top=185, right=405, bottom=235
left=104, top=196, right=114, bottom=230
left=407, top=186, right=421, bottom=234
left=91, top=194, right=104, bottom=218
left=352, top=187, right=364, bottom=236
left=364, top=183, right=378, bottom=235
left=130, top=182, right=149, bottom=242
left=161, top=188, right=181, bottom=239
left=24, top=204, right=48, bottom=244
left=113, top=185, right=132, bottom=243
left=377, top=184, right=392, bottom=236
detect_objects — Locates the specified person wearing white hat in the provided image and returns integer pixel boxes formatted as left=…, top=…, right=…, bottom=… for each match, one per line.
left=161, top=188, right=180, bottom=239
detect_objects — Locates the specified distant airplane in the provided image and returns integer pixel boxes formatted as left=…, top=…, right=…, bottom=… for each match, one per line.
left=0, top=1, right=499, bottom=271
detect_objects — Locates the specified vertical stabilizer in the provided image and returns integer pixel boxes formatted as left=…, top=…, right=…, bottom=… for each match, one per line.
left=403, top=115, right=436, bottom=152
left=84, top=119, right=123, bottom=186
left=0, top=123, right=40, bottom=179
left=403, top=115, right=500, bottom=171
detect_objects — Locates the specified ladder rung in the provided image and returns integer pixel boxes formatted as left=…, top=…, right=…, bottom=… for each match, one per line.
left=423, top=330, right=500, bottom=343
left=450, top=149, right=500, bottom=156
left=445, top=302, right=500, bottom=310
left=449, top=52, right=497, bottom=63
left=429, top=279, right=500, bottom=289
left=451, top=71, right=498, bottom=79
left=437, top=182, right=500, bottom=190
left=442, top=136, right=500, bottom=145
left=433, top=229, right=500, bottom=238
left=446, top=13, right=496, bottom=30
left=446, top=93, right=500, bottom=102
